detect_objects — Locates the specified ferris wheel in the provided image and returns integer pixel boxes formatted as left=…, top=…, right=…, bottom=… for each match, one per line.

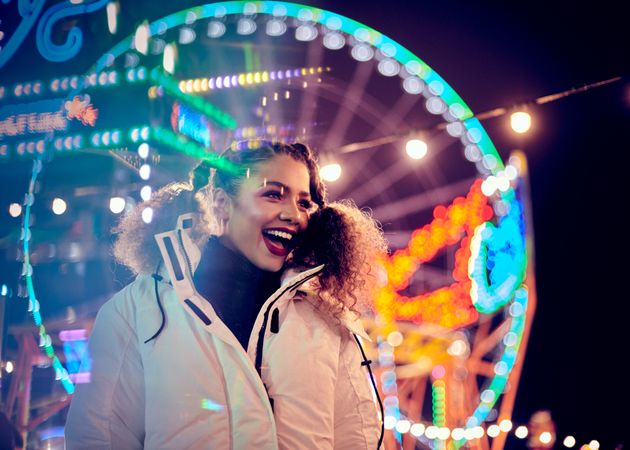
left=5, top=2, right=535, bottom=448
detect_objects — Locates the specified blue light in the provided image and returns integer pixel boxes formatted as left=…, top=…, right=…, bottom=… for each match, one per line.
left=1, top=284, right=8, bottom=296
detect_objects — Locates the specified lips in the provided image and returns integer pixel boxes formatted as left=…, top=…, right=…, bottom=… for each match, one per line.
left=262, top=227, right=297, bottom=257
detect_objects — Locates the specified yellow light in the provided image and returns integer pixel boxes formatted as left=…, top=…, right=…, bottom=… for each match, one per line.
left=246, top=73, right=253, bottom=85
left=319, top=163, right=342, bottom=182
left=238, top=74, right=245, bottom=86
left=201, top=78, right=208, bottom=91
left=178, top=81, right=185, bottom=92
left=9, top=203, right=22, bottom=218
left=262, top=71, right=269, bottom=82
left=510, top=111, right=532, bottom=134
left=254, top=72, right=261, bottom=83
left=405, top=138, right=428, bottom=159
left=52, top=198, right=67, bottom=215
left=192, top=79, right=200, bottom=92
left=185, top=79, right=193, bottom=93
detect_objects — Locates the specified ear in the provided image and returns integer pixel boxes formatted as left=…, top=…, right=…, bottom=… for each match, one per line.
left=213, top=188, right=232, bottom=221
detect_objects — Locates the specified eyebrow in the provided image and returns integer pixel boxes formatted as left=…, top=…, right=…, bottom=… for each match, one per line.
left=260, top=180, right=311, bottom=197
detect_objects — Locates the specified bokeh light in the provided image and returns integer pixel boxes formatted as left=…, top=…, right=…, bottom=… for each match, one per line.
left=510, top=111, right=532, bottom=134
left=52, top=198, right=67, bottom=215
left=320, top=163, right=342, bottom=182
left=8, top=203, right=22, bottom=217
left=405, top=138, right=428, bottom=159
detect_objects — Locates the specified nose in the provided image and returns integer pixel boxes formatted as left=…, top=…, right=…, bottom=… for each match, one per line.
left=279, top=200, right=302, bottom=224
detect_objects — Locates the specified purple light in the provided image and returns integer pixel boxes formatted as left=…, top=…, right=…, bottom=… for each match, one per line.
left=293, top=69, right=300, bottom=77
left=208, top=78, right=215, bottom=90
left=270, top=71, right=276, bottom=80
left=285, top=69, right=292, bottom=78
left=231, top=75, right=238, bottom=86
left=216, top=77, right=223, bottom=89
left=59, top=329, right=88, bottom=342
left=277, top=70, right=284, bottom=80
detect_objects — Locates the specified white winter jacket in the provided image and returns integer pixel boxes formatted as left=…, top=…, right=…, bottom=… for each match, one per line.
left=65, top=215, right=381, bottom=449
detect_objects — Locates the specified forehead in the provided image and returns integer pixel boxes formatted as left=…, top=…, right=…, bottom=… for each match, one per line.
left=247, top=154, right=311, bottom=194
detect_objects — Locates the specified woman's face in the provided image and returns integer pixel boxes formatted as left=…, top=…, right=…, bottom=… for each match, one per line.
left=220, top=154, right=314, bottom=272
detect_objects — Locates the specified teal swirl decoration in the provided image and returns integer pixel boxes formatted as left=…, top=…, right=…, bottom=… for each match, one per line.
left=0, top=0, right=108, bottom=68
left=36, top=0, right=109, bottom=62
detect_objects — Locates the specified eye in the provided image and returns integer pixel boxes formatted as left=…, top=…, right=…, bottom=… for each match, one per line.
left=263, top=190, right=283, bottom=200
left=299, top=199, right=314, bottom=210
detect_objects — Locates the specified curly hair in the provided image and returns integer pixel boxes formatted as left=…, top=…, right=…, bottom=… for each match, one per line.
left=113, top=141, right=326, bottom=274
left=288, top=200, right=388, bottom=318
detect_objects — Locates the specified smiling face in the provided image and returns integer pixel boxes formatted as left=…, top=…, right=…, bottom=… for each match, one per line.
left=217, top=154, right=315, bottom=272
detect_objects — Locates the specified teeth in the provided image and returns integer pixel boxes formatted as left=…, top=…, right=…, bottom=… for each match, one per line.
left=265, top=230, right=293, bottom=240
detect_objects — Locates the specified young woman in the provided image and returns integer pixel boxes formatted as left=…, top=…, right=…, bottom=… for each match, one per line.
left=65, top=141, right=386, bottom=449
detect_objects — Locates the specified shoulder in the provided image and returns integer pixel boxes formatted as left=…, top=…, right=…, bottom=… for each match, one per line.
left=97, top=274, right=158, bottom=327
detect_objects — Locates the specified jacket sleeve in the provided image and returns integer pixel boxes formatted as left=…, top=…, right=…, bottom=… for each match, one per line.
left=65, top=292, right=145, bottom=450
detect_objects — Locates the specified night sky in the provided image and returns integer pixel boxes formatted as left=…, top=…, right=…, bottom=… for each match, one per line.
left=1, top=0, right=628, bottom=447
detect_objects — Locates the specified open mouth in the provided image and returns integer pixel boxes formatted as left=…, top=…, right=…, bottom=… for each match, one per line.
left=262, top=228, right=296, bottom=257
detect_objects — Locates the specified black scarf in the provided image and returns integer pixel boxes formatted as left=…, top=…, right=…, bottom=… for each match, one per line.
left=193, top=236, right=282, bottom=350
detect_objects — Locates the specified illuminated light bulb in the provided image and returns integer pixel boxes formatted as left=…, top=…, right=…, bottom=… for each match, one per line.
left=9, top=203, right=22, bottom=217
left=395, top=420, right=410, bottom=434
left=503, top=332, right=518, bottom=346
left=481, top=176, right=498, bottom=196
left=480, top=389, right=495, bottom=403
left=5, top=361, right=14, bottom=373
left=320, top=163, right=342, bottom=182
left=496, top=175, right=510, bottom=192
left=386, top=331, right=403, bottom=347
left=540, top=432, right=553, bottom=444
left=515, top=425, right=528, bottom=438
left=563, top=436, right=576, bottom=448
left=295, top=24, right=318, bottom=41
left=448, top=427, right=463, bottom=440
left=140, top=185, right=152, bottom=201
left=109, top=197, right=126, bottom=214
left=163, top=44, right=176, bottom=74
left=403, top=76, right=424, bottom=94
left=447, top=339, right=467, bottom=356
left=208, top=20, right=226, bottom=38
left=463, top=428, right=476, bottom=440
left=449, top=103, right=467, bottom=120
left=237, top=18, right=256, bottom=35
left=107, top=1, right=118, bottom=34
left=588, top=440, right=600, bottom=449
left=437, top=427, right=450, bottom=440
left=428, top=80, right=445, bottom=95
left=139, top=164, right=151, bottom=180
left=52, top=198, right=67, bottom=215
left=446, top=121, right=465, bottom=137
left=405, top=139, right=428, bottom=160
left=426, top=96, right=447, bottom=115
left=504, top=164, right=518, bottom=180
left=487, top=424, right=500, bottom=438
left=509, top=301, right=524, bottom=317
left=140, top=127, right=150, bottom=140
left=425, top=426, right=438, bottom=439
left=323, top=32, right=344, bottom=50
left=223, top=75, right=231, bottom=88
left=179, top=27, right=196, bottom=45
left=431, top=365, right=446, bottom=379
left=351, top=44, right=374, bottom=62
left=494, top=361, right=508, bottom=376
left=510, top=111, right=532, bottom=134
left=383, top=416, right=397, bottom=430
left=134, top=23, right=150, bottom=55
left=377, top=59, right=400, bottom=77
left=410, top=423, right=425, bottom=437
left=141, top=207, right=154, bottom=224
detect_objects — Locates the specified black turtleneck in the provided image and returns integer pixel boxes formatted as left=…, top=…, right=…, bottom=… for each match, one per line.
left=193, top=236, right=282, bottom=350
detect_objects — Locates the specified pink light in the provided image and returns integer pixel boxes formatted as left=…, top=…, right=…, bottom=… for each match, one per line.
left=431, top=364, right=446, bottom=379
left=69, top=372, right=91, bottom=384
left=59, top=329, right=88, bottom=342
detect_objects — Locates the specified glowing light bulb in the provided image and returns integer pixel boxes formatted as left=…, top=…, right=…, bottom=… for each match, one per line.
left=588, top=440, right=600, bottom=449
left=138, top=143, right=150, bottom=159
left=540, top=431, right=552, bottom=444
left=563, top=436, right=576, bottom=448
left=5, top=361, right=13, bottom=373
left=395, top=420, right=410, bottom=434
left=510, top=111, right=532, bottom=134
left=207, top=21, right=226, bottom=38
left=109, top=197, right=126, bottom=214
left=106, top=2, right=118, bottom=34
left=425, top=426, right=438, bottom=439
left=410, top=423, right=425, bottom=436
left=163, top=44, right=176, bottom=74
left=9, top=203, right=22, bottom=217
left=139, top=164, right=151, bottom=180
left=141, top=207, right=153, bottom=224
left=320, top=163, right=342, bottom=182
left=52, top=198, right=67, bottom=215
left=487, top=424, right=500, bottom=437
left=515, top=425, right=528, bottom=438
left=141, top=185, right=152, bottom=201
left=383, top=416, right=397, bottom=430
left=135, top=23, right=149, bottom=55
left=405, top=139, right=428, bottom=160
left=386, top=331, right=403, bottom=347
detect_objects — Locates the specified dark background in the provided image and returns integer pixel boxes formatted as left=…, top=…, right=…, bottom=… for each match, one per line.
left=1, top=0, right=628, bottom=447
